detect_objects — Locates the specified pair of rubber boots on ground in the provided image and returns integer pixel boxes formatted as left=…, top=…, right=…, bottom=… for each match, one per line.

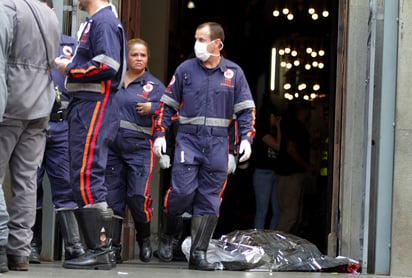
left=158, top=214, right=219, bottom=271
left=29, top=207, right=152, bottom=270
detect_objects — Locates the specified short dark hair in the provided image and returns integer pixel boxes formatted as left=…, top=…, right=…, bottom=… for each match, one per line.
left=40, top=0, right=54, bottom=9
left=197, top=22, right=225, bottom=42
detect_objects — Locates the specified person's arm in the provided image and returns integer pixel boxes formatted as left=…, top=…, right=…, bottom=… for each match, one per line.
left=261, top=115, right=281, bottom=151
left=233, top=68, right=256, bottom=144
left=137, top=80, right=165, bottom=116
left=65, top=22, right=122, bottom=82
left=154, top=72, right=182, bottom=139
left=228, top=118, right=239, bottom=155
left=0, top=7, right=14, bottom=122
left=262, top=134, right=279, bottom=151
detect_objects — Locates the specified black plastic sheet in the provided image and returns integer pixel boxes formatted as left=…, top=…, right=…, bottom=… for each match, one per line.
left=182, top=229, right=361, bottom=272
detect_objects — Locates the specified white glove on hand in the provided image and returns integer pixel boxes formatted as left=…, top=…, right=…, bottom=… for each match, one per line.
left=227, top=154, right=237, bottom=174
left=159, top=154, right=171, bottom=169
left=153, top=137, right=166, bottom=158
left=238, top=139, right=252, bottom=163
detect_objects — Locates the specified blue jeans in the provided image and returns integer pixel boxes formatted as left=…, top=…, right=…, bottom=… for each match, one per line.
left=0, top=185, right=8, bottom=247
left=253, top=168, right=279, bottom=229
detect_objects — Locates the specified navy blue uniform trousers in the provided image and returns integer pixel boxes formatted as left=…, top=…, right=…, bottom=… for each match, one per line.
left=165, top=125, right=229, bottom=216
left=105, top=128, right=154, bottom=222
left=37, top=120, right=77, bottom=209
left=67, top=95, right=119, bottom=207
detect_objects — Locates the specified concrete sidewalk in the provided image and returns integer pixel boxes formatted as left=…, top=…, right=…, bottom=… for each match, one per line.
left=0, top=259, right=396, bottom=278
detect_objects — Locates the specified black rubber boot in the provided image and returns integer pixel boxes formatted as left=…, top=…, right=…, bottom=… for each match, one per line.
left=29, top=208, right=42, bottom=264
left=188, top=215, right=219, bottom=271
left=63, top=207, right=115, bottom=270
left=157, top=213, right=177, bottom=262
left=0, top=246, right=8, bottom=273
left=56, top=210, right=86, bottom=260
left=135, top=222, right=152, bottom=262
left=172, top=215, right=191, bottom=261
left=111, top=216, right=123, bottom=264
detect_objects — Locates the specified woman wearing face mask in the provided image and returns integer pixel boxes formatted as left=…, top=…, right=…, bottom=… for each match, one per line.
left=104, top=38, right=166, bottom=263
left=152, top=22, right=256, bottom=271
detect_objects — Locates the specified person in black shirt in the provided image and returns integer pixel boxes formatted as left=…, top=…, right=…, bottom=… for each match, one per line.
left=252, top=103, right=281, bottom=229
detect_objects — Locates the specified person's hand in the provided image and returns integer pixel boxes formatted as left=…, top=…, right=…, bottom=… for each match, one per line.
left=153, top=137, right=166, bottom=158
left=238, top=140, right=252, bottom=163
left=54, top=57, right=70, bottom=75
left=159, top=154, right=171, bottom=169
left=275, top=115, right=282, bottom=125
left=227, top=154, right=237, bottom=174
left=136, top=102, right=151, bottom=116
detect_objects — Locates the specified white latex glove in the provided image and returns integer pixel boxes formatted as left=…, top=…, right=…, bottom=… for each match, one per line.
left=238, top=139, right=252, bottom=163
left=153, top=137, right=166, bottom=158
left=159, top=154, right=171, bottom=169
left=227, top=154, right=237, bottom=174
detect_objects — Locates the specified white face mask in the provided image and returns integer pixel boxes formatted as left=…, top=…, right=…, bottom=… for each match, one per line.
left=194, top=41, right=212, bottom=62
left=194, top=40, right=223, bottom=62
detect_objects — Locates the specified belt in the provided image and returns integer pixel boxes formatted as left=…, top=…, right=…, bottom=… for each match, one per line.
left=49, top=110, right=66, bottom=122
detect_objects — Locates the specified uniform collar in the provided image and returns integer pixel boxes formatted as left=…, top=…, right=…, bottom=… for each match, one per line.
left=126, top=70, right=149, bottom=87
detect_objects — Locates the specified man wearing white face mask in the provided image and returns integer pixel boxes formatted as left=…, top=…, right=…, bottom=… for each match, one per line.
left=153, top=22, right=256, bottom=271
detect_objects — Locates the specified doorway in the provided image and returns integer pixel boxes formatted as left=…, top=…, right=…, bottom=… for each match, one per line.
left=166, top=0, right=340, bottom=256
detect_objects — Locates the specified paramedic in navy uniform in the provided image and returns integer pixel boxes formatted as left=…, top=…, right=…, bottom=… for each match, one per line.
left=54, top=0, right=126, bottom=270
left=104, top=38, right=165, bottom=263
left=153, top=22, right=256, bottom=271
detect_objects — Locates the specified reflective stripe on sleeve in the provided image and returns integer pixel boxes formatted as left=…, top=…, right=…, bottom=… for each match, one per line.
left=93, top=54, right=120, bottom=71
left=234, top=100, right=255, bottom=114
left=160, top=95, right=180, bottom=111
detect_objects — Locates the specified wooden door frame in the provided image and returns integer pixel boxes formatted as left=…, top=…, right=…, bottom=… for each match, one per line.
left=328, top=0, right=348, bottom=257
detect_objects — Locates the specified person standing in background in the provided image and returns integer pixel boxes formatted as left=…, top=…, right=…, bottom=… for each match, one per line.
left=153, top=22, right=256, bottom=271
left=275, top=100, right=316, bottom=235
left=0, top=3, right=14, bottom=273
left=104, top=38, right=165, bottom=263
left=252, top=102, right=281, bottom=230
left=54, top=0, right=126, bottom=270
left=0, top=0, right=60, bottom=271
left=29, top=33, right=86, bottom=266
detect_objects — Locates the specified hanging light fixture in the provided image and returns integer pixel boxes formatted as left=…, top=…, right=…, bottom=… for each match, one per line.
left=308, top=7, right=315, bottom=15
left=284, top=47, right=291, bottom=54
left=187, top=0, right=195, bottom=9
left=273, top=1, right=280, bottom=17
left=321, top=0, right=329, bottom=17
left=284, top=83, right=291, bottom=90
